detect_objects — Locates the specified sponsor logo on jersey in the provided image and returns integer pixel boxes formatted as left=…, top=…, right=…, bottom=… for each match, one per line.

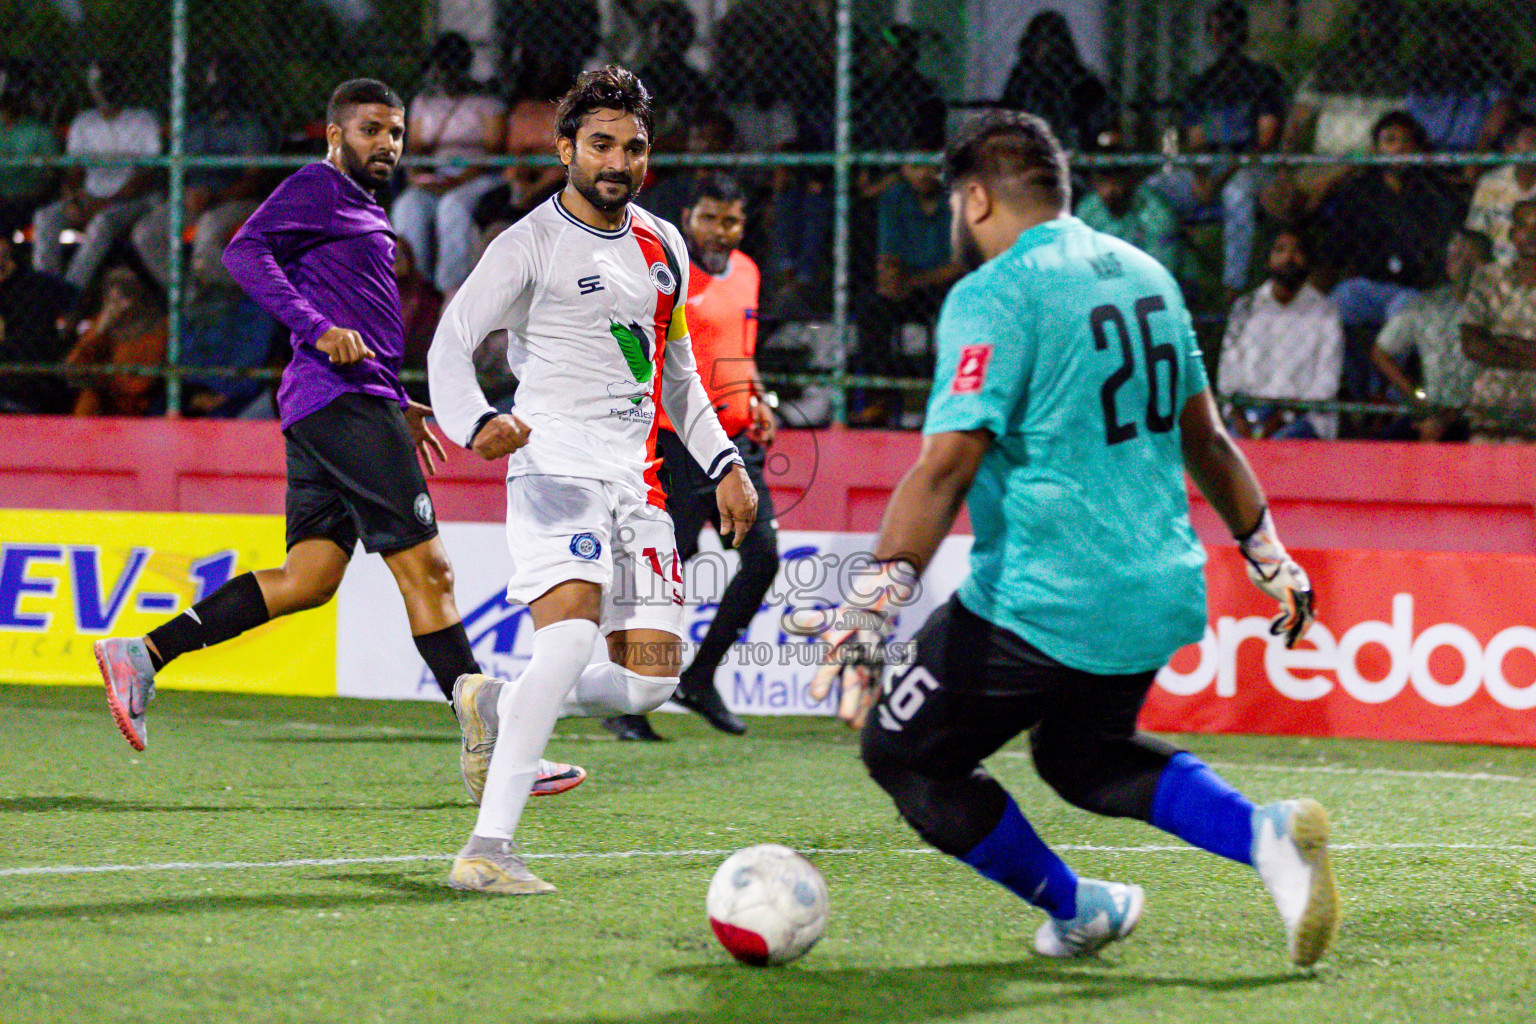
left=578, top=274, right=604, bottom=295
left=648, top=261, right=677, bottom=295
left=570, top=532, right=602, bottom=560
left=951, top=344, right=993, bottom=394
left=414, top=493, right=434, bottom=525
left=609, top=321, right=654, bottom=403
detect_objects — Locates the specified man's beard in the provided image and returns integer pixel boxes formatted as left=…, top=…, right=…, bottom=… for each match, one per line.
left=1272, top=266, right=1308, bottom=291
left=574, top=168, right=639, bottom=214
left=342, top=143, right=391, bottom=189
left=686, top=233, right=730, bottom=275
left=956, top=219, right=986, bottom=273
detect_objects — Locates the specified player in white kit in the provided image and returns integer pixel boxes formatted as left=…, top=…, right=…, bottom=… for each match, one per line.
left=427, top=66, right=759, bottom=893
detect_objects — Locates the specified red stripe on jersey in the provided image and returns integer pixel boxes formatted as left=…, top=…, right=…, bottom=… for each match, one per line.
left=631, top=221, right=678, bottom=509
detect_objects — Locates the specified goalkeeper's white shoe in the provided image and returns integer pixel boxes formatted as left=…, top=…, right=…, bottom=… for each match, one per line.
left=1033, top=878, right=1145, bottom=958
left=1252, top=798, right=1340, bottom=967
left=447, top=835, right=556, bottom=895
left=452, top=674, right=587, bottom=804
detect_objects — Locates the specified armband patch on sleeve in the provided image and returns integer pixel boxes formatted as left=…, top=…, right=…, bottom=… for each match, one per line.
left=951, top=344, right=993, bottom=394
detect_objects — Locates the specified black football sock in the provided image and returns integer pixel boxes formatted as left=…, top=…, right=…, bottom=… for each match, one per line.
left=146, top=572, right=271, bottom=670
left=413, top=623, right=480, bottom=701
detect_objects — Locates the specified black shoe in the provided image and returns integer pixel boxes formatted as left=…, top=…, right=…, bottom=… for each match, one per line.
left=602, top=714, right=665, bottom=742
left=672, top=682, right=746, bottom=735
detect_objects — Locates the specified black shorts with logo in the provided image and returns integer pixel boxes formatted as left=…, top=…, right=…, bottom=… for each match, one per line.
left=282, top=391, right=438, bottom=555
left=865, top=593, right=1161, bottom=778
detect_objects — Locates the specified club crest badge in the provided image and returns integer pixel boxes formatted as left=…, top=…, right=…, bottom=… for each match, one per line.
left=570, top=532, right=602, bottom=560
left=649, top=261, right=677, bottom=295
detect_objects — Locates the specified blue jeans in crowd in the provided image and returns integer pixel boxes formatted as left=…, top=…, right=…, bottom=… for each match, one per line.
left=1148, top=165, right=1267, bottom=292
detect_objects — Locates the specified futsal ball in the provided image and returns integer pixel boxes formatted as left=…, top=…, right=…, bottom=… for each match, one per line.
left=706, top=844, right=829, bottom=966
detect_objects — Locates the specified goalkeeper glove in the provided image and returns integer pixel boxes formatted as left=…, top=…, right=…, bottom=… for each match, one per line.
left=1237, top=507, right=1315, bottom=648
left=781, top=560, right=917, bottom=728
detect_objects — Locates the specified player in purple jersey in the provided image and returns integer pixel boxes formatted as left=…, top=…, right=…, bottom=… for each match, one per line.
left=92, top=79, right=583, bottom=799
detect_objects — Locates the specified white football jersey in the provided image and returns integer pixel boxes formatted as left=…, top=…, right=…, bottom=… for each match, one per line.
left=428, top=193, right=742, bottom=503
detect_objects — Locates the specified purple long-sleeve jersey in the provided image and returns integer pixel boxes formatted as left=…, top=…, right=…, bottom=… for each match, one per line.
left=222, top=161, right=407, bottom=428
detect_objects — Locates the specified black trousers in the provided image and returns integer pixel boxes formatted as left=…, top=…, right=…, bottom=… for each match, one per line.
left=656, top=428, right=779, bottom=687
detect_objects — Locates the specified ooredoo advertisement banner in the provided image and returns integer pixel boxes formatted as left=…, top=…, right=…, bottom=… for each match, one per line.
left=1142, top=547, right=1536, bottom=745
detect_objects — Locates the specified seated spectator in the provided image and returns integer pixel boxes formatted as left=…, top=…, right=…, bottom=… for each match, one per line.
left=1460, top=198, right=1536, bottom=442
left=715, top=0, right=833, bottom=150
left=32, top=61, right=162, bottom=293
left=1270, top=0, right=1405, bottom=218
left=179, top=288, right=277, bottom=419
left=0, top=234, right=76, bottom=413
left=852, top=154, right=960, bottom=427
left=395, top=236, right=442, bottom=405
left=484, top=53, right=568, bottom=223
left=1466, top=113, right=1536, bottom=265
left=133, top=52, right=273, bottom=292
left=177, top=204, right=277, bottom=419
left=1371, top=228, right=1491, bottom=441
left=1320, top=111, right=1464, bottom=327
left=391, top=33, right=506, bottom=294
left=1076, top=153, right=1182, bottom=276
left=0, top=61, right=60, bottom=239
left=1150, top=0, right=1288, bottom=299
left=856, top=25, right=942, bottom=155
left=634, top=0, right=712, bottom=145
left=1402, top=3, right=1509, bottom=155
left=64, top=267, right=167, bottom=417
left=1218, top=229, right=1344, bottom=439
left=1000, top=11, right=1111, bottom=153
left=642, top=107, right=737, bottom=231
left=766, top=142, right=832, bottom=316
left=875, top=159, right=960, bottom=317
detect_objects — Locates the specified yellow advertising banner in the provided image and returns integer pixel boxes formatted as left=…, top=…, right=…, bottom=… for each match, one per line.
left=0, top=509, right=335, bottom=697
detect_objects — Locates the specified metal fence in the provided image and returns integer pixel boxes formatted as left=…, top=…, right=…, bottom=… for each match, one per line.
left=1, top=0, right=1535, bottom=439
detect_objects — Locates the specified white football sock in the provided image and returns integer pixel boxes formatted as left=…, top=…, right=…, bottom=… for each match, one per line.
left=559, top=662, right=679, bottom=717
left=472, top=618, right=599, bottom=841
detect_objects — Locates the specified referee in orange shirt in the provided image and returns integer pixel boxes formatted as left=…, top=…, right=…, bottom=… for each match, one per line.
left=605, top=174, right=776, bottom=740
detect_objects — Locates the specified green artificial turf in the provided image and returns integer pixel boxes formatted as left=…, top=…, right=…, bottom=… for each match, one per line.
left=1, top=683, right=1533, bottom=1024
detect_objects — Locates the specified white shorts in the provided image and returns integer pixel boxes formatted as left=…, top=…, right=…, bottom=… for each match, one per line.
left=503, top=474, right=686, bottom=638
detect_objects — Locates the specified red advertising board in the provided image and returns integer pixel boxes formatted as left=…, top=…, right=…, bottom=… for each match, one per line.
left=1141, top=548, right=1536, bottom=746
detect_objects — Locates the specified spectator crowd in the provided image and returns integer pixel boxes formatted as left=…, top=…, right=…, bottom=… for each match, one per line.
left=1, top=0, right=1534, bottom=443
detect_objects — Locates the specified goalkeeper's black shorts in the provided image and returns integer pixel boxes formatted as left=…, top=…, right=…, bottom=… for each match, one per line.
left=865, top=593, right=1160, bottom=777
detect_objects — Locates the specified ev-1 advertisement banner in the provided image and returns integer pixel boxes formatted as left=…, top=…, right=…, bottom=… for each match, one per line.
left=0, top=510, right=335, bottom=697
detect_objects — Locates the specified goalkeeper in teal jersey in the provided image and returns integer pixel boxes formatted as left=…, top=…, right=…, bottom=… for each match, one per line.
left=794, top=112, right=1338, bottom=967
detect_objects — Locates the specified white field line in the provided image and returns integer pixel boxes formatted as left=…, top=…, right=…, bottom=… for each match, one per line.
left=993, top=752, right=1529, bottom=784
left=4, top=841, right=1535, bottom=881
left=259, top=725, right=1536, bottom=783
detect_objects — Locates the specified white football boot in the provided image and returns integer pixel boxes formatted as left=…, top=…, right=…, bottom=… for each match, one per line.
left=447, top=835, right=556, bottom=895
left=1252, top=798, right=1340, bottom=967
left=1034, top=878, right=1145, bottom=958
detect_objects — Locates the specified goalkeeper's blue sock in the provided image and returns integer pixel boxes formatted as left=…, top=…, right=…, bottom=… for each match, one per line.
left=1149, top=752, right=1255, bottom=865
left=960, top=795, right=1078, bottom=918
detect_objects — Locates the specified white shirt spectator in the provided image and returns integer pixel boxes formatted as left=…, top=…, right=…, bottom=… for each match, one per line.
left=1376, top=285, right=1478, bottom=407
left=406, top=92, right=504, bottom=187
left=68, top=106, right=161, bottom=198
left=1218, top=281, right=1345, bottom=438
